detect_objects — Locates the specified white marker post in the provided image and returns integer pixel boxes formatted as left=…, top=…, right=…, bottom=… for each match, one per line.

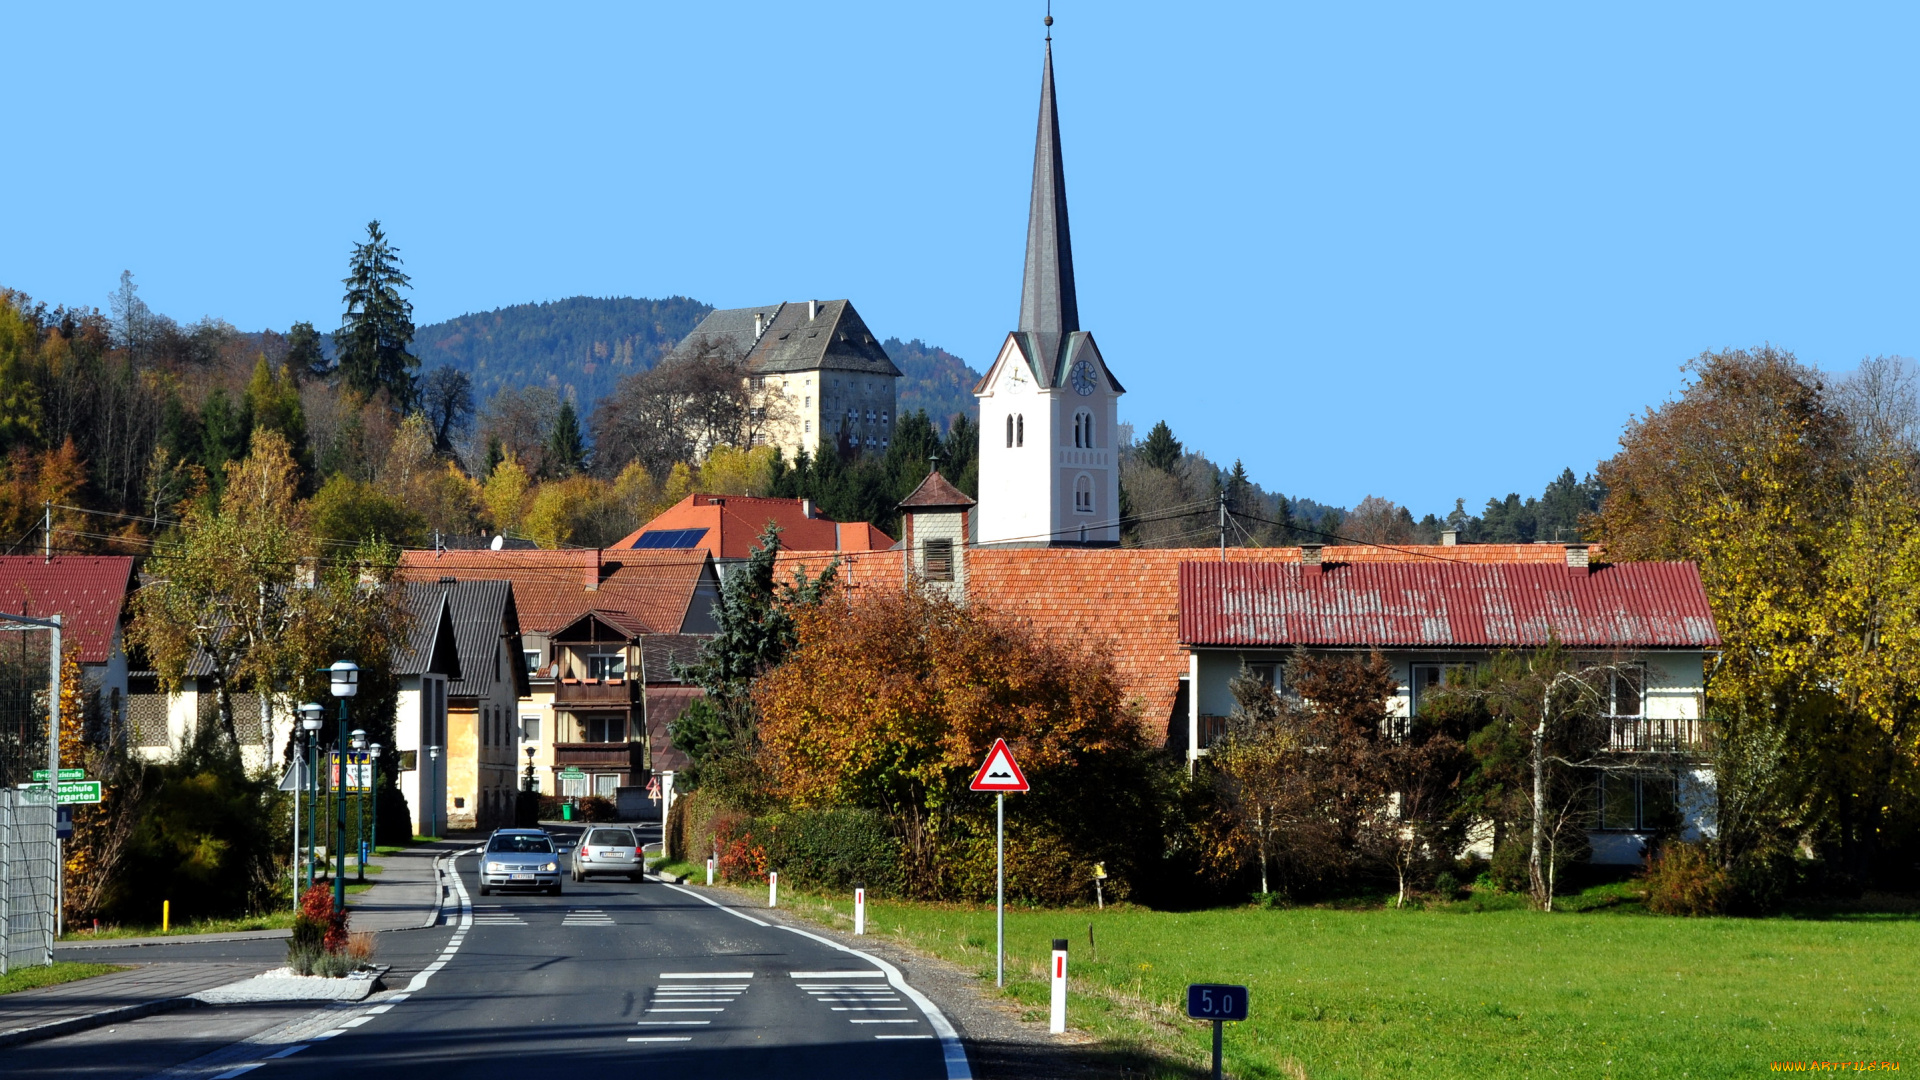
left=969, top=738, right=1030, bottom=989
left=1049, top=938, right=1068, bottom=1034
left=768, top=871, right=778, bottom=908
left=854, top=887, right=866, bottom=935
left=706, top=856, right=715, bottom=886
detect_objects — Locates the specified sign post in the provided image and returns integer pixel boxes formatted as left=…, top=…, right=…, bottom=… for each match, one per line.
left=1049, top=938, right=1069, bottom=1033
left=1186, top=983, right=1250, bottom=1080
left=854, top=886, right=866, bottom=935
left=969, top=737, right=1030, bottom=988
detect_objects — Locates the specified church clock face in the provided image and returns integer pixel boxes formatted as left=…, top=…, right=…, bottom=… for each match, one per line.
left=1070, top=359, right=1097, bottom=396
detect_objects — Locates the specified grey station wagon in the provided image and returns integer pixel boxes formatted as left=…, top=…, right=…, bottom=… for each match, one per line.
left=572, top=826, right=643, bottom=883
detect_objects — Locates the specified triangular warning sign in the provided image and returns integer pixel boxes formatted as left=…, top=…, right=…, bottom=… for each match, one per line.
left=969, top=738, right=1030, bottom=792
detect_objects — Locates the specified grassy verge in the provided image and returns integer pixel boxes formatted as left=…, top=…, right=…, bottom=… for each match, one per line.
left=59, top=910, right=297, bottom=941
left=0, top=962, right=130, bottom=995
left=702, top=880, right=1918, bottom=1080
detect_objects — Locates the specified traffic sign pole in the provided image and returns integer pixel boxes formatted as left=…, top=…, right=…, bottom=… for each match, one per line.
left=1212, top=1019, right=1223, bottom=1080
left=996, top=792, right=1005, bottom=987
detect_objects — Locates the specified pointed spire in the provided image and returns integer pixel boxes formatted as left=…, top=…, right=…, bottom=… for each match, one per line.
left=1019, top=38, right=1078, bottom=336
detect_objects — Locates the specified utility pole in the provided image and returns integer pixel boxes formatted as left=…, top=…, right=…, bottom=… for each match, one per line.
left=42, top=502, right=50, bottom=562
left=1218, top=490, right=1227, bottom=560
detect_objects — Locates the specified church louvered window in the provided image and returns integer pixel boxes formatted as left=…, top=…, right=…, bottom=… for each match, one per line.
left=1016, top=414, right=1024, bottom=447
left=1006, top=415, right=1014, bottom=448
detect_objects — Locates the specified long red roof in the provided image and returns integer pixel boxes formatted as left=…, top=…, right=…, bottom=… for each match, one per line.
left=398, top=549, right=709, bottom=636
left=1179, top=560, right=1720, bottom=649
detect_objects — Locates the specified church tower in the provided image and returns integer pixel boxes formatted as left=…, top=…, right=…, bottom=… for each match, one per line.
left=974, top=24, right=1123, bottom=547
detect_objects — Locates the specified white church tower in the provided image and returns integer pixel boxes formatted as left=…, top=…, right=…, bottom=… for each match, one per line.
left=974, top=25, right=1123, bottom=547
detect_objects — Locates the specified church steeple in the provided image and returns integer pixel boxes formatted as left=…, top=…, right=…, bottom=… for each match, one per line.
left=1018, top=37, right=1078, bottom=336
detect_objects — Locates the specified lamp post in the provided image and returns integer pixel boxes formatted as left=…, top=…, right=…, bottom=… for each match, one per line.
left=329, top=661, right=358, bottom=911
left=350, top=728, right=368, bottom=881
left=299, top=702, right=324, bottom=892
left=427, top=745, right=441, bottom=838
left=369, top=743, right=382, bottom=865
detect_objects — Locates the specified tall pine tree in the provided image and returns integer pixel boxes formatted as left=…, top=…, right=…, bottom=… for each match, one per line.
left=337, top=221, right=419, bottom=409
left=1137, top=420, right=1183, bottom=472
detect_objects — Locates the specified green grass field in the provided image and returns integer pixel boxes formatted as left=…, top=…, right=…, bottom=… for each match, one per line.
left=0, top=962, right=128, bottom=995
left=695, top=876, right=1915, bottom=1079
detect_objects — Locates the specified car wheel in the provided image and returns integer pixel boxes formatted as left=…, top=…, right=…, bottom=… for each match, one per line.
left=630, top=872, right=643, bottom=883
left=551, top=883, right=563, bottom=896
left=572, top=869, right=581, bottom=882
left=479, top=885, right=489, bottom=896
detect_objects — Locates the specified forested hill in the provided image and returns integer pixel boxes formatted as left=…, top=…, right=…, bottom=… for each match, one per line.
left=883, top=337, right=980, bottom=431
left=412, top=296, right=714, bottom=406
left=411, top=296, right=983, bottom=431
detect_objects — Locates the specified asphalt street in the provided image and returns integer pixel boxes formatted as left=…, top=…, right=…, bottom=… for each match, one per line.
left=10, top=825, right=962, bottom=1080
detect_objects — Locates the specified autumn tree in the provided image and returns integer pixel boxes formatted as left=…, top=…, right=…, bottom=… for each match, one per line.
left=754, top=585, right=1155, bottom=902
left=130, top=431, right=406, bottom=747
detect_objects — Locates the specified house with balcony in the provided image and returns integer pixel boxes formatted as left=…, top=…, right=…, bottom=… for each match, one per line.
left=1175, top=543, right=1722, bottom=864
left=397, top=548, right=721, bottom=809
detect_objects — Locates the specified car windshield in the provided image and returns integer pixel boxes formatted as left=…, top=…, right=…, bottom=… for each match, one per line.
left=586, top=830, right=633, bottom=846
left=487, top=834, right=553, bottom=854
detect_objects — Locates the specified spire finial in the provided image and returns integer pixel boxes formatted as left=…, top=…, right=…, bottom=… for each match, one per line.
left=1045, top=1, right=1053, bottom=41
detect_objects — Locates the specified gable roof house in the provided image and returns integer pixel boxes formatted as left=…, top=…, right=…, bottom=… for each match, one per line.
left=405, top=579, right=529, bottom=833
left=392, top=584, right=462, bottom=838
left=397, top=548, right=720, bottom=807
left=0, top=556, right=136, bottom=758
left=613, top=494, right=893, bottom=575
left=666, top=299, right=904, bottom=463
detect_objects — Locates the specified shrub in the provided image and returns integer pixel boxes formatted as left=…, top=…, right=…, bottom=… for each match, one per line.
left=1487, top=841, right=1531, bottom=893
left=1433, top=871, right=1462, bottom=900
left=287, top=884, right=351, bottom=972
left=710, top=812, right=766, bottom=882
left=760, top=808, right=902, bottom=894
left=577, top=796, right=616, bottom=822
left=1645, top=841, right=1732, bottom=916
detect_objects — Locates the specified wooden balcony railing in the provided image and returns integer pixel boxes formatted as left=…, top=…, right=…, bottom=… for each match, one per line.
left=553, top=678, right=635, bottom=706
left=553, top=741, right=646, bottom=772
left=1606, top=716, right=1702, bottom=752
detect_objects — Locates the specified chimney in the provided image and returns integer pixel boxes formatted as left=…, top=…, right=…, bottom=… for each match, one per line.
left=1440, top=528, right=1458, bottom=547
left=1301, top=542, right=1324, bottom=575
left=753, top=312, right=765, bottom=338
left=801, top=498, right=815, bottom=519
left=584, top=550, right=603, bottom=591
left=808, top=299, right=819, bottom=321
left=1564, top=543, right=1591, bottom=572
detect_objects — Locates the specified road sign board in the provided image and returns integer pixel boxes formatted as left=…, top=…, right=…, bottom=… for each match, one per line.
left=327, top=751, right=372, bottom=793
left=646, top=776, right=661, bottom=802
left=969, top=738, right=1029, bottom=792
left=1186, top=983, right=1249, bottom=1022
left=559, top=767, right=587, bottom=780
left=278, top=759, right=311, bottom=792
left=18, top=780, right=103, bottom=805
left=31, top=768, right=85, bottom=782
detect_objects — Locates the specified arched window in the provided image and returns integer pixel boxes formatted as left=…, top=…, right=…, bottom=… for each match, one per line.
left=1016, top=414, right=1025, bottom=447
left=1006, top=414, right=1014, bottom=448
left=1073, top=474, right=1094, bottom=514
left=1073, top=410, right=1094, bottom=448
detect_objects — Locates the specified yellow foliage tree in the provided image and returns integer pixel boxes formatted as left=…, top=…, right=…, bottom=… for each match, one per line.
left=698, top=444, right=778, bottom=496
left=482, top=456, right=532, bottom=535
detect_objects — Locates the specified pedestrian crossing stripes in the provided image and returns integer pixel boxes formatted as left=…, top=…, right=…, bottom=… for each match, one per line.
left=469, top=905, right=526, bottom=926
left=563, top=907, right=616, bottom=926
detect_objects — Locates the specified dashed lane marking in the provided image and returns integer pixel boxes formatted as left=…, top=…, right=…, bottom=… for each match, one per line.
left=628, top=1037, right=694, bottom=1043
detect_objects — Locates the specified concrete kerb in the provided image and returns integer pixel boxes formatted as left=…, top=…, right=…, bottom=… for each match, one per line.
left=0, top=996, right=208, bottom=1050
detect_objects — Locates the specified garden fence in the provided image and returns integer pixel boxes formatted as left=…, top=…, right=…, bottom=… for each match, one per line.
left=0, top=786, right=57, bottom=973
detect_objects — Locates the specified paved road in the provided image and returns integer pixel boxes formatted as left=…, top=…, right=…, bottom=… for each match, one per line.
left=12, top=827, right=963, bottom=1080
left=250, top=843, right=954, bottom=1079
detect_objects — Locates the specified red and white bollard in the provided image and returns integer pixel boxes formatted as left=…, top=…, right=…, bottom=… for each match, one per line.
left=1050, top=938, right=1068, bottom=1034
left=705, top=856, right=714, bottom=886
left=854, top=887, right=866, bottom=935
left=768, top=871, right=779, bottom=908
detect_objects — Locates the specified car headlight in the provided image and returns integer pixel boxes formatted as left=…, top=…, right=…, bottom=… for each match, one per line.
left=487, top=862, right=505, bottom=873
left=544, top=861, right=558, bottom=872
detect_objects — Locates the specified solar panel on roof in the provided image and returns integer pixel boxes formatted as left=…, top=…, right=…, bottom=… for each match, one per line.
left=631, top=528, right=709, bottom=550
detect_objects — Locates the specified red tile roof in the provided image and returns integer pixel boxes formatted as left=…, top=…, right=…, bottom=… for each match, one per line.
left=398, top=549, right=709, bottom=636
left=898, top=471, right=975, bottom=509
left=0, top=557, right=134, bottom=665
left=1180, top=560, right=1720, bottom=649
left=646, top=687, right=704, bottom=772
left=613, top=494, right=894, bottom=559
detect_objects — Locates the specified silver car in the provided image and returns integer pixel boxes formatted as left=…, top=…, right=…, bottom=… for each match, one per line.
left=572, top=826, right=643, bottom=883
left=479, top=829, right=564, bottom=896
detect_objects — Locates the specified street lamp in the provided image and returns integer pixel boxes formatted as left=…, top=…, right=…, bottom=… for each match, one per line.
left=369, top=743, right=382, bottom=863
left=350, top=728, right=368, bottom=882
left=299, top=702, right=324, bottom=892
left=427, top=744, right=441, bottom=838
left=329, top=661, right=358, bottom=911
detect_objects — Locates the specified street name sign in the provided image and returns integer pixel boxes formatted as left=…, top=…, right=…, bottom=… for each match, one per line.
left=559, top=767, right=587, bottom=780
left=31, top=768, right=85, bottom=783
left=968, top=738, right=1029, bottom=792
left=18, top=780, right=103, bottom=804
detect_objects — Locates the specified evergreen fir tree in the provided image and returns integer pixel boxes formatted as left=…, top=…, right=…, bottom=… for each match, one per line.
left=1137, top=420, right=1183, bottom=472
left=337, top=220, right=419, bottom=408
left=545, top=399, right=586, bottom=476
left=286, top=321, right=327, bottom=380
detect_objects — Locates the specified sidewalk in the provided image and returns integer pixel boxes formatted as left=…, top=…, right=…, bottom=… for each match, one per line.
left=345, top=837, right=471, bottom=932
left=0, top=963, right=256, bottom=1048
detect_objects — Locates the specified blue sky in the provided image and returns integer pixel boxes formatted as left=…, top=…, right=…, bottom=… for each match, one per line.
left=4, top=2, right=1915, bottom=514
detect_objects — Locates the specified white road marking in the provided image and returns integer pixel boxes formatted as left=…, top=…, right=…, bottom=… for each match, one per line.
left=875, top=1034, right=936, bottom=1040
left=341, top=1016, right=373, bottom=1027
left=791, top=970, right=885, bottom=978
left=211, top=1066, right=263, bottom=1078
left=628, top=1037, right=694, bottom=1043
left=831, top=1007, right=911, bottom=1012
left=635, top=1020, right=711, bottom=1026
left=266, top=1045, right=308, bottom=1059
left=850, top=1019, right=921, bottom=1024
left=646, top=1007, right=726, bottom=1013
left=659, top=971, right=754, bottom=979
left=311, top=1028, right=347, bottom=1039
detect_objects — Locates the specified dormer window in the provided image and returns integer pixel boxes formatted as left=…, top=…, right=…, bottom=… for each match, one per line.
left=587, top=652, right=626, bottom=680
